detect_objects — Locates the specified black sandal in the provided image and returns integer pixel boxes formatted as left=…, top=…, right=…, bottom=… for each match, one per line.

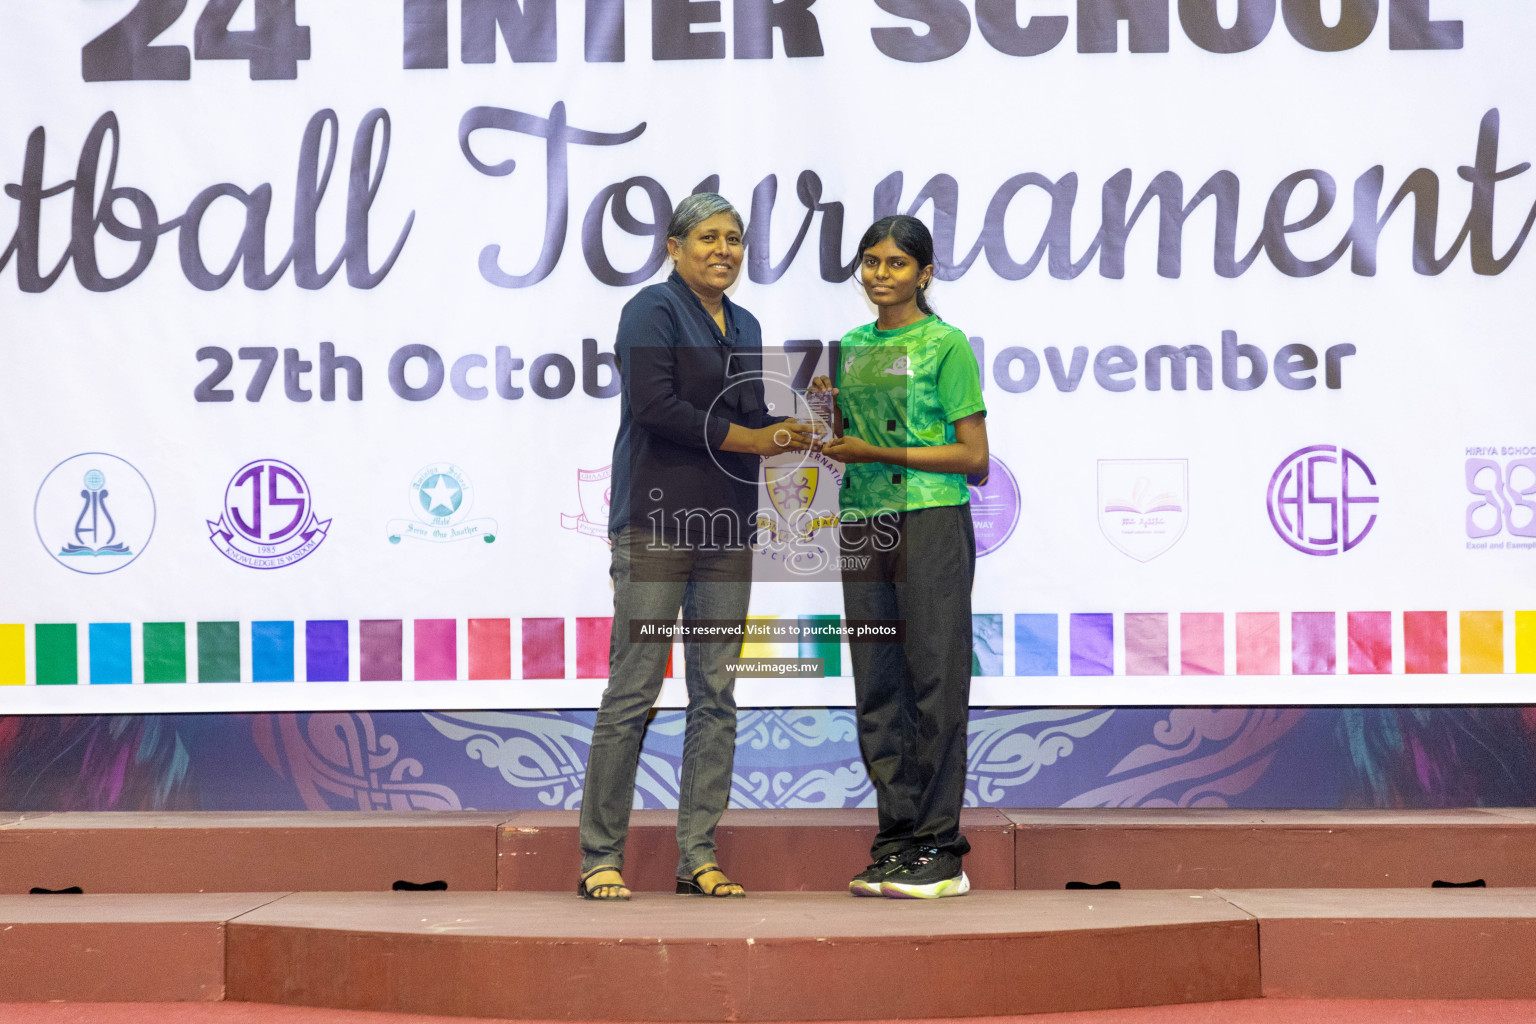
left=578, top=865, right=631, bottom=901
left=676, top=863, right=746, bottom=897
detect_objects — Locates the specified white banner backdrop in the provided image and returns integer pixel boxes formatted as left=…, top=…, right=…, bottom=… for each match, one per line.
left=2, top=0, right=1533, bottom=711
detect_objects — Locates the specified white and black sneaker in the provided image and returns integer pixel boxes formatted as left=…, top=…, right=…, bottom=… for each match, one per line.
left=879, top=847, right=970, bottom=899
left=848, top=850, right=909, bottom=897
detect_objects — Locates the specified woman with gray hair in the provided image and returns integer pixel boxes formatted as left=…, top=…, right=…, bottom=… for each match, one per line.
left=577, top=193, right=814, bottom=900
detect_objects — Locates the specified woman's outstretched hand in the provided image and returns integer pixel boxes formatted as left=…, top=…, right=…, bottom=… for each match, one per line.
left=721, top=419, right=816, bottom=456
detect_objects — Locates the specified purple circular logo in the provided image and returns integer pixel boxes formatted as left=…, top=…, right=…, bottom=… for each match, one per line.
left=1266, top=445, right=1378, bottom=556
left=208, top=459, right=331, bottom=569
left=968, top=456, right=1020, bottom=557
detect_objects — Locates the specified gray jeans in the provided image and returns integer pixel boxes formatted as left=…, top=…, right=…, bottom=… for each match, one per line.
left=578, top=525, right=751, bottom=878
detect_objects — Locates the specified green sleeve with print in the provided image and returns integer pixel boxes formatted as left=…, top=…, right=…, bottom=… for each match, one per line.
left=936, top=329, right=985, bottom=424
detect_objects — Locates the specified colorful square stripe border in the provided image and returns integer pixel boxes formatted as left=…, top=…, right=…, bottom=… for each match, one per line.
left=1, top=611, right=1534, bottom=683
left=1008, top=610, right=1536, bottom=677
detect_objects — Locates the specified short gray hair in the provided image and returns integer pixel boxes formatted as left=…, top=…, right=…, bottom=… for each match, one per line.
left=667, top=192, right=744, bottom=243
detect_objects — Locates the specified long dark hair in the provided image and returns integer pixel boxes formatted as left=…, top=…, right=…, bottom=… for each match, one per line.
left=856, top=214, right=937, bottom=316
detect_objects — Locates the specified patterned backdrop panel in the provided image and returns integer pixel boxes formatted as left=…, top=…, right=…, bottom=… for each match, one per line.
left=4, top=707, right=1536, bottom=812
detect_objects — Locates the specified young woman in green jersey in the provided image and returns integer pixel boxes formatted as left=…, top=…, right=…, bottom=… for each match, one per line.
left=814, top=214, right=989, bottom=899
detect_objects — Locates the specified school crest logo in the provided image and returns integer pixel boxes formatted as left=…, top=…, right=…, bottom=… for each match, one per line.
left=389, top=463, right=497, bottom=544
left=1464, top=448, right=1536, bottom=548
left=761, top=459, right=842, bottom=544
left=1266, top=445, right=1377, bottom=556
left=561, top=465, right=612, bottom=539
left=1097, top=459, right=1188, bottom=562
left=968, top=455, right=1021, bottom=557
left=755, top=453, right=843, bottom=579
left=208, top=458, right=330, bottom=569
left=34, top=453, right=156, bottom=574
left=766, top=466, right=819, bottom=533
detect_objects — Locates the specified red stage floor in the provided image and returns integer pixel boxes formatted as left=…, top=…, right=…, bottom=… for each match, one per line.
left=3, top=810, right=1536, bottom=1019
left=6, top=1002, right=1536, bottom=1024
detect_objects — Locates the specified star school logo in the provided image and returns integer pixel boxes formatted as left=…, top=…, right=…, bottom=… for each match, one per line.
left=208, top=458, right=330, bottom=569
left=389, top=463, right=497, bottom=544
left=34, top=453, right=156, bottom=574
left=884, top=355, right=914, bottom=376
left=420, top=473, right=462, bottom=517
